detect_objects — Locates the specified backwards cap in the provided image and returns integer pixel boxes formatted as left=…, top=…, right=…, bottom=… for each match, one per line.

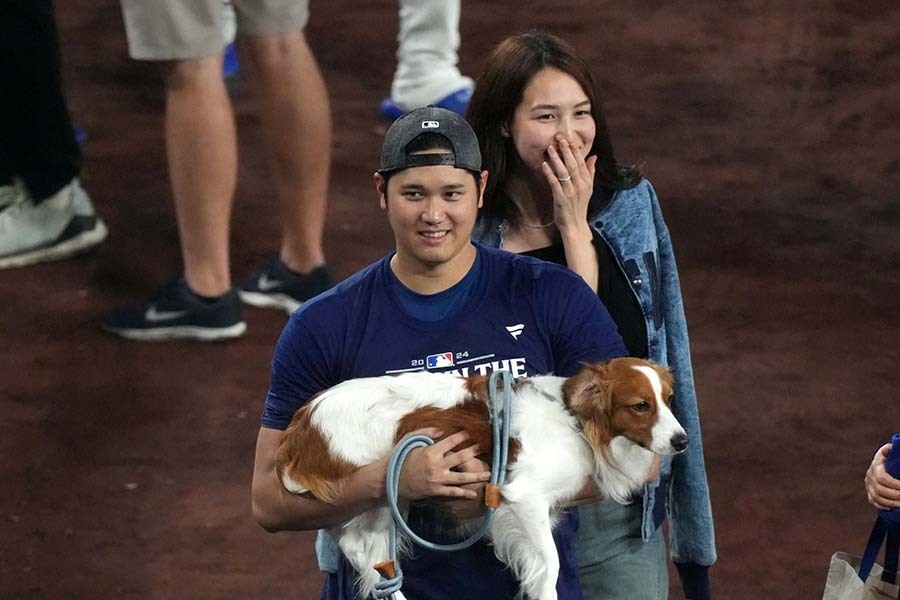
left=378, top=106, right=482, bottom=175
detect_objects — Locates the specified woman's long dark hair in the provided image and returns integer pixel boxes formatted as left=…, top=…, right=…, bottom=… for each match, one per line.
left=467, top=31, right=642, bottom=223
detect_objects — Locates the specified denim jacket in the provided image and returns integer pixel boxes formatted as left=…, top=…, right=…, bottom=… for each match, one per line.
left=472, top=179, right=717, bottom=597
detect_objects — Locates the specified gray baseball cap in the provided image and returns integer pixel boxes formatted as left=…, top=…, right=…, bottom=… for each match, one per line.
left=378, top=106, right=482, bottom=175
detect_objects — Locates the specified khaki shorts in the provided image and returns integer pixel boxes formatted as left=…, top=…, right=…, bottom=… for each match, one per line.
left=121, top=0, right=310, bottom=60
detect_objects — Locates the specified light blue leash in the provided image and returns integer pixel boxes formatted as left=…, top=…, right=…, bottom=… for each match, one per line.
left=373, top=369, right=514, bottom=599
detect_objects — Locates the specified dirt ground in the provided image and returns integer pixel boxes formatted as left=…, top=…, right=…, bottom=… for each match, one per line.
left=2, top=1, right=899, bottom=598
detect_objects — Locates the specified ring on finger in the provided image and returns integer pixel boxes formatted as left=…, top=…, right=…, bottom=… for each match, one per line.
left=558, top=174, right=572, bottom=182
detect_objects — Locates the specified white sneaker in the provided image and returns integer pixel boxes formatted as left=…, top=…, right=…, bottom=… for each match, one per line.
left=0, top=182, right=24, bottom=212
left=0, top=178, right=108, bottom=269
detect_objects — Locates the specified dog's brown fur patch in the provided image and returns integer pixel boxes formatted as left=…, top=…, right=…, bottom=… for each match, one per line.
left=275, top=398, right=356, bottom=504
left=395, top=376, right=520, bottom=465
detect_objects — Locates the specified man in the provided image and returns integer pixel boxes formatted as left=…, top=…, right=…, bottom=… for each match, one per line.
left=251, top=107, right=627, bottom=599
left=102, top=0, right=331, bottom=341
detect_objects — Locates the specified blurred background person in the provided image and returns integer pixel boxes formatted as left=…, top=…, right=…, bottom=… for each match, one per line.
left=102, top=0, right=332, bottom=341
left=0, top=0, right=106, bottom=269
left=866, top=440, right=900, bottom=511
left=379, top=0, right=473, bottom=120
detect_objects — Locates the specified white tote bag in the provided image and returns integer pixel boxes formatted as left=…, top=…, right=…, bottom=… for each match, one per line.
left=823, top=518, right=900, bottom=600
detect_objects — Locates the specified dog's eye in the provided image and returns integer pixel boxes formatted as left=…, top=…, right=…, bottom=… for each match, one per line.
left=631, top=401, right=651, bottom=413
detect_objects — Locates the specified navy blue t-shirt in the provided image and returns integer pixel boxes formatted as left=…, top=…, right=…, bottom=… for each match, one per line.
left=263, top=245, right=627, bottom=600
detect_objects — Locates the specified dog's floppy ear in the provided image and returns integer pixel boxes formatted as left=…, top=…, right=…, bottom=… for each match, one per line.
left=563, top=363, right=609, bottom=412
left=565, top=363, right=615, bottom=453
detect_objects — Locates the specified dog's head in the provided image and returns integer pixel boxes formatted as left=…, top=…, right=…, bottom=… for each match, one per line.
left=563, top=358, right=688, bottom=457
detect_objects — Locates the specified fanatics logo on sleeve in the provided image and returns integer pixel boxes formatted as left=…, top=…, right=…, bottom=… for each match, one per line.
left=426, top=352, right=455, bottom=369
left=505, top=324, right=525, bottom=340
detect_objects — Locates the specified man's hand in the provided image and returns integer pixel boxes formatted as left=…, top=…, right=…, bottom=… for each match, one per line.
left=398, top=430, right=492, bottom=501
left=433, top=454, right=493, bottom=519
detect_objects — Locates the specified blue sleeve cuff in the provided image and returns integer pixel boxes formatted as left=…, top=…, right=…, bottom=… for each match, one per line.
left=674, top=562, right=710, bottom=600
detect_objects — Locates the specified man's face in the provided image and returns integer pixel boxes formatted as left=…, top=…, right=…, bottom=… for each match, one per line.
left=375, top=163, right=486, bottom=273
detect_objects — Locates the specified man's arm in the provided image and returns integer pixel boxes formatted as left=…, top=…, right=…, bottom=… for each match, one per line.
left=251, top=427, right=493, bottom=532
left=251, top=427, right=388, bottom=532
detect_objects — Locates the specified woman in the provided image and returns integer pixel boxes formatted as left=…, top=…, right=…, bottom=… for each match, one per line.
left=469, top=31, right=716, bottom=600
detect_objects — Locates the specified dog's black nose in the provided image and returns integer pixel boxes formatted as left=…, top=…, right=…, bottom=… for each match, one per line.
left=671, top=433, right=688, bottom=453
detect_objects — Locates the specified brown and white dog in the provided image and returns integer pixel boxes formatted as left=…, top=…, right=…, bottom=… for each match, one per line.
left=275, top=357, right=687, bottom=600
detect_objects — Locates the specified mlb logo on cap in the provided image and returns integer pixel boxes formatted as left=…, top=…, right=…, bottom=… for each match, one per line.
left=426, top=352, right=454, bottom=369
left=421, top=120, right=440, bottom=129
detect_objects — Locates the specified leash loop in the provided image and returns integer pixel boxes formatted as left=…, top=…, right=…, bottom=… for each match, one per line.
left=376, top=370, right=514, bottom=599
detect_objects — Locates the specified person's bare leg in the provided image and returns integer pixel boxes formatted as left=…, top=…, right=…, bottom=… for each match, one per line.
left=162, top=54, right=237, bottom=297
left=244, top=31, right=329, bottom=273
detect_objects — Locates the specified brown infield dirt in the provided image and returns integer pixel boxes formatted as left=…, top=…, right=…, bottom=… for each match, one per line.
left=2, top=1, right=899, bottom=598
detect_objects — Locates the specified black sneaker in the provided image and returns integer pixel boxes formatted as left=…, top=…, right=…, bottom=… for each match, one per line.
left=101, top=279, right=247, bottom=341
left=238, top=256, right=332, bottom=314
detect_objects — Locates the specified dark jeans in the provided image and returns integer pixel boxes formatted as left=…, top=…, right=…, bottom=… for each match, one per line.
left=0, top=0, right=81, bottom=203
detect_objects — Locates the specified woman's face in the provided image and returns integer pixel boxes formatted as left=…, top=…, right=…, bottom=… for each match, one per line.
left=508, top=67, right=596, bottom=173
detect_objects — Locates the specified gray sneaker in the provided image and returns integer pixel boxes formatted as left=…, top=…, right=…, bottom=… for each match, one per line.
left=0, top=178, right=108, bottom=269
